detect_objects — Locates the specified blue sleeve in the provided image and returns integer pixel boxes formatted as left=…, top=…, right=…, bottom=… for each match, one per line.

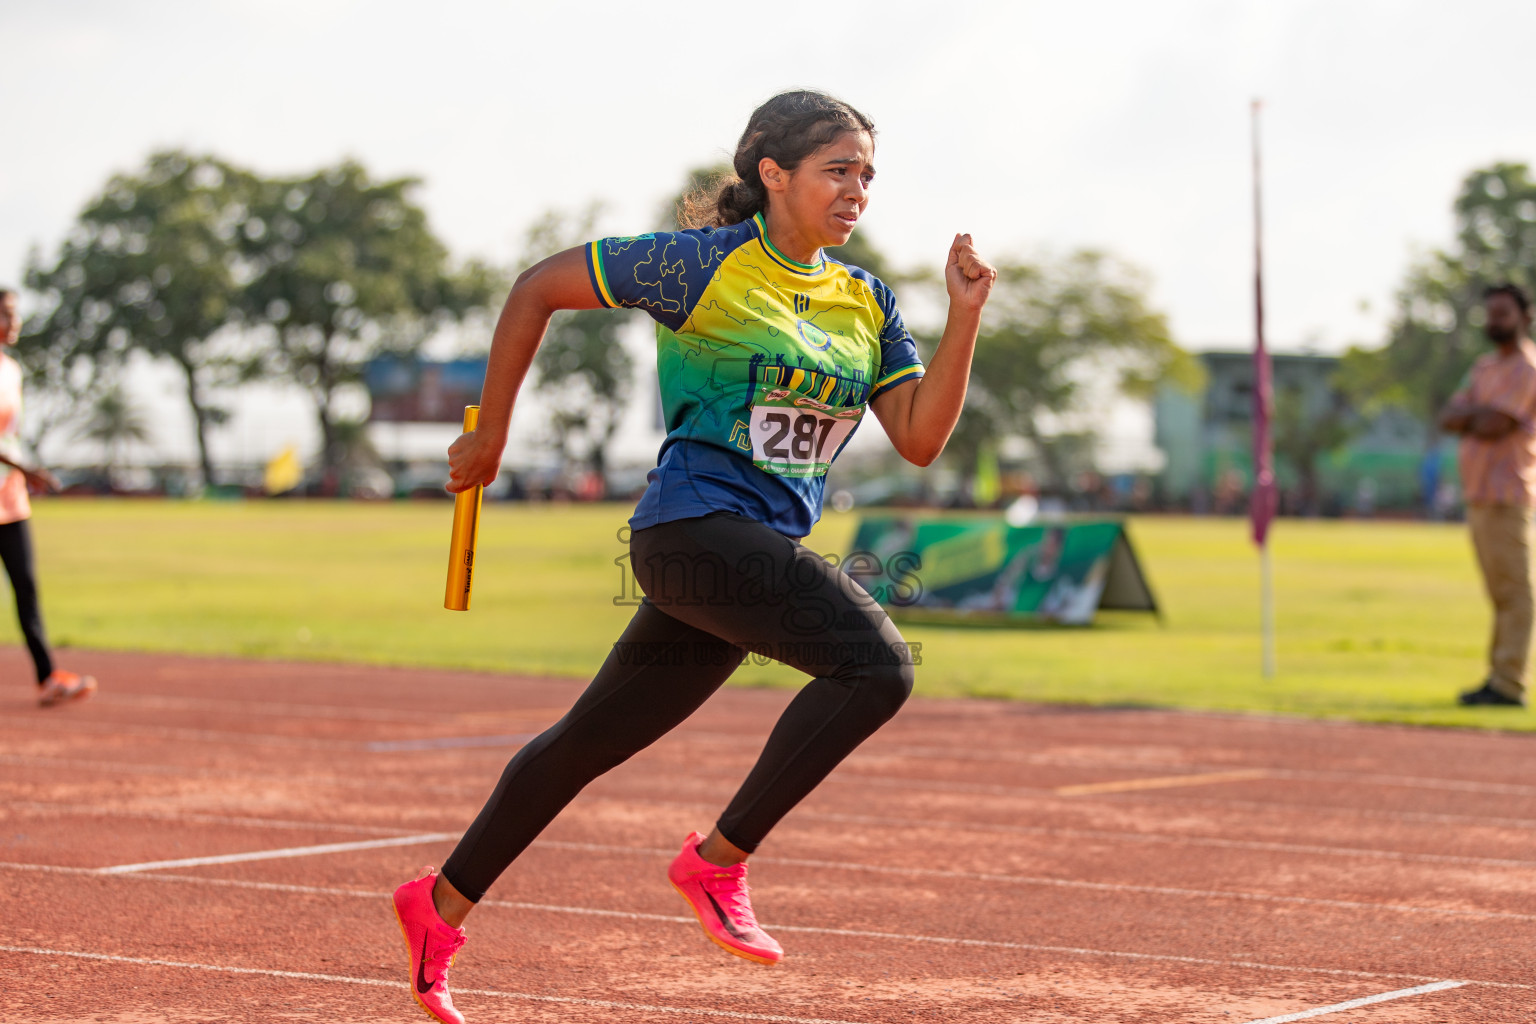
left=584, top=226, right=743, bottom=333
left=867, top=278, right=925, bottom=400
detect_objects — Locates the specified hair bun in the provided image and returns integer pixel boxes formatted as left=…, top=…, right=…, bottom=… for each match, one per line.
left=716, top=178, right=765, bottom=227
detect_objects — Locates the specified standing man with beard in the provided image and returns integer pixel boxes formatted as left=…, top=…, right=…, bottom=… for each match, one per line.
left=1440, top=283, right=1536, bottom=707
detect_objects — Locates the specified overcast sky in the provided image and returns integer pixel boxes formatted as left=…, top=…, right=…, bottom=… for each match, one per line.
left=3, top=0, right=1533, bottom=466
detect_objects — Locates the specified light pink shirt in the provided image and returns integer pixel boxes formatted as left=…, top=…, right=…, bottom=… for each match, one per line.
left=1457, top=339, right=1536, bottom=507
left=0, top=354, right=32, bottom=525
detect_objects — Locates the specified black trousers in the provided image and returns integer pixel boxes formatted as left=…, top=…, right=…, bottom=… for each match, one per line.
left=441, top=512, right=915, bottom=903
left=0, top=519, right=53, bottom=684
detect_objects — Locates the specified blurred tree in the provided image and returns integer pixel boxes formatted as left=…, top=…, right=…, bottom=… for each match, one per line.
left=240, top=160, right=497, bottom=486
left=329, top=417, right=389, bottom=497
left=1339, top=162, right=1536, bottom=452
left=826, top=228, right=902, bottom=282
left=1336, top=252, right=1474, bottom=453
left=537, top=309, right=633, bottom=489
left=1456, top=162, right=1536, bottom=293
left=1272, top=383, right=1351, bottom=515
left=76, top=383, right=152, bottom=480
left=927, top=250, right=1199, bottom=490
left=11, top=294, right=109, bottom=457
left=23, top=150, right=252, bottom=485
left=522, top=204, right=634, bottom=493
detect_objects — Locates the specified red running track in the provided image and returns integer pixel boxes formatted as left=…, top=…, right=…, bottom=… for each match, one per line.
left=1, top=649, right=1532, bottom=1022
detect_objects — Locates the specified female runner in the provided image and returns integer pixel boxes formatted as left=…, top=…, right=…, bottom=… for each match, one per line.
left=392, top=90, right=995, bottom=1024
left=0, top=288, right=97, bottom=707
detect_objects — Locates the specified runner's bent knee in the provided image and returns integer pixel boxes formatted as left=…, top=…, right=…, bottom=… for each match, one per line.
left=844, top=656, right=914, bottom=721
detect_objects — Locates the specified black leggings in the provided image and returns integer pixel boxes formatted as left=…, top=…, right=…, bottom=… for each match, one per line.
left=0, top=519, right=53, bottom=684
left=441, top=511, right=915, bottom=903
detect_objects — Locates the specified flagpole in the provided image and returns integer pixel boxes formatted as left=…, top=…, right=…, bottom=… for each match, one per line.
left=1252, top=99, right=1277, bottom=679
left=1261, top=532, right=1275, bottom=677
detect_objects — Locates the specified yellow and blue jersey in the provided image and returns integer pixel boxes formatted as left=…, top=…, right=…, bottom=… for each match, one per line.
left=585, top=213, right=925, bottom=537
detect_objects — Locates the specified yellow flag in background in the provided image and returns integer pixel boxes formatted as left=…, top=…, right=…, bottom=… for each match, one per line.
left=973, top=442, right=1000, bottom=507
left=264, top=446, right=303, bottom=495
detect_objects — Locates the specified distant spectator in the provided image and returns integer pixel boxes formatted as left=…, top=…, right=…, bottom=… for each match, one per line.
left=1433, top=479, right=1458, bottom=522
left=1353, top=477, right=1377, bottom=517
left=1438, top=282, right=1536, bottom=707
left=1418, top=448, right=1440, bottom=513
left=0, top=288, right=98, bottom=706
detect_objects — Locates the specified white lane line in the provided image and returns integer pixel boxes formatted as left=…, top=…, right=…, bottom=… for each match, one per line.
left=15, top=719, right=373, bottom=751
left=1268, top=768, right=1536, bottom=798
left=11, top=798, right=1536, bottom=923
left=92, top=693, right=435, bottom=721
left=0, top=755, right=470, bottom=796
left=20, top=698, right=1536, bottom=797
left=32, top=704, right=1525, bottom=800
left=1240, top=980, right=1468, bottom=1023
left=649, top=743, right=1536, bottom=800
left=777, top=806, right=1536, bottom=870
left=17, top=710, right=1520, bottom=800
left=3, top=865, right=1531, bottom=992
left=858, top=740, right=1247, bottom=770
left=85, top=693, right=540, bottom=724
left=365, top=734, right=534, bottom=752
left=651, top=774, right=1536, bottom=834
left=830, top=766, right=1536, bottom=804
left=527, top=840, right=1536, bottom=924
left=11, top=795, right=1536, bottom=873
left=95, top=834, right=457, bottom=874
left=3, top=802, right=417, bottom=836
left=0, top=753, right=352, bottom=786
left=0, top=945, right=866, bottom=1024
left=858, top=740, right=1536, bottom=799
left=1055, top=769, right=1270, bottom=796
left=1185, top=795, right=1536, bottom=832
left=12, top=718, right=537, bottom=754
left=14, top=750, right=1536, bottom=839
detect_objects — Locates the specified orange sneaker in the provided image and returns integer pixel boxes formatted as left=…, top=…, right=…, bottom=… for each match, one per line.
left=38, top=670, right=97, bottom=708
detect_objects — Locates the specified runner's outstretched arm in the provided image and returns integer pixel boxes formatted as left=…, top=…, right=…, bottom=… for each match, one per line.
left=446, top=247, right=603, bottom=493
left=871, top=233, right=995, bottom=466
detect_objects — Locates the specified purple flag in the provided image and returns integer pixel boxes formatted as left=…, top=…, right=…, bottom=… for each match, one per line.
left=1249, top=100, right=1277, bottom=548
left=1250, top=336, right=1278, bottom=546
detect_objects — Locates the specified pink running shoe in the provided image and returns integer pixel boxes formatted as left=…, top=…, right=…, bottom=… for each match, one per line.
left=38, top=670, right=96, bottom=708
left=392, top=867, right=467, bottom=1024
left=667, top=831, right=783, bottom=965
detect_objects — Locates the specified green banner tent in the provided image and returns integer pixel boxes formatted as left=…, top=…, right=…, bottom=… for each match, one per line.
left=844, top=515, right=1158, bottom=626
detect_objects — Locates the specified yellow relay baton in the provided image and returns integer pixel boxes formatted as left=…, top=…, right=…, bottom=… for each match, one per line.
left=444, top=405, right=483, bottom=611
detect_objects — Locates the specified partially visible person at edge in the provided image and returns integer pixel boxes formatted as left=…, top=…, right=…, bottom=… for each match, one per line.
left=0, top=288, right=97, bottom=707
left=1439, top=282, right=1536, bottom=708
left=388, top=91, right=996, bottom=1024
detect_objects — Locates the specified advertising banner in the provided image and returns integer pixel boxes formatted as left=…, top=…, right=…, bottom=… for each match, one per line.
left=844, top=515, right=1158, bottom=626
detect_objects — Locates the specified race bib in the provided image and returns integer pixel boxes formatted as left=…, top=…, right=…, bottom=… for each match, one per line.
left=748, top=385, right=863, bottom=478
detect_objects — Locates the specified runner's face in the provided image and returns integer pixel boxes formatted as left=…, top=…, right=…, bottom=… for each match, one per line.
left=0, top=296, right=18, bottom=347
left=783, top=130, right=875, bottom=249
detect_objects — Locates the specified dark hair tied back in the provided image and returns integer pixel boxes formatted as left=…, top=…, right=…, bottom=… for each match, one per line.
left=1485, top=281, right=1533, bottom=316
left=680, top=90, right=875, bottom=229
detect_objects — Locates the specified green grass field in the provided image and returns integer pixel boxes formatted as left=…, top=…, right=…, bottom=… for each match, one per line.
left=13, top=498, right=1527, bottom=730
